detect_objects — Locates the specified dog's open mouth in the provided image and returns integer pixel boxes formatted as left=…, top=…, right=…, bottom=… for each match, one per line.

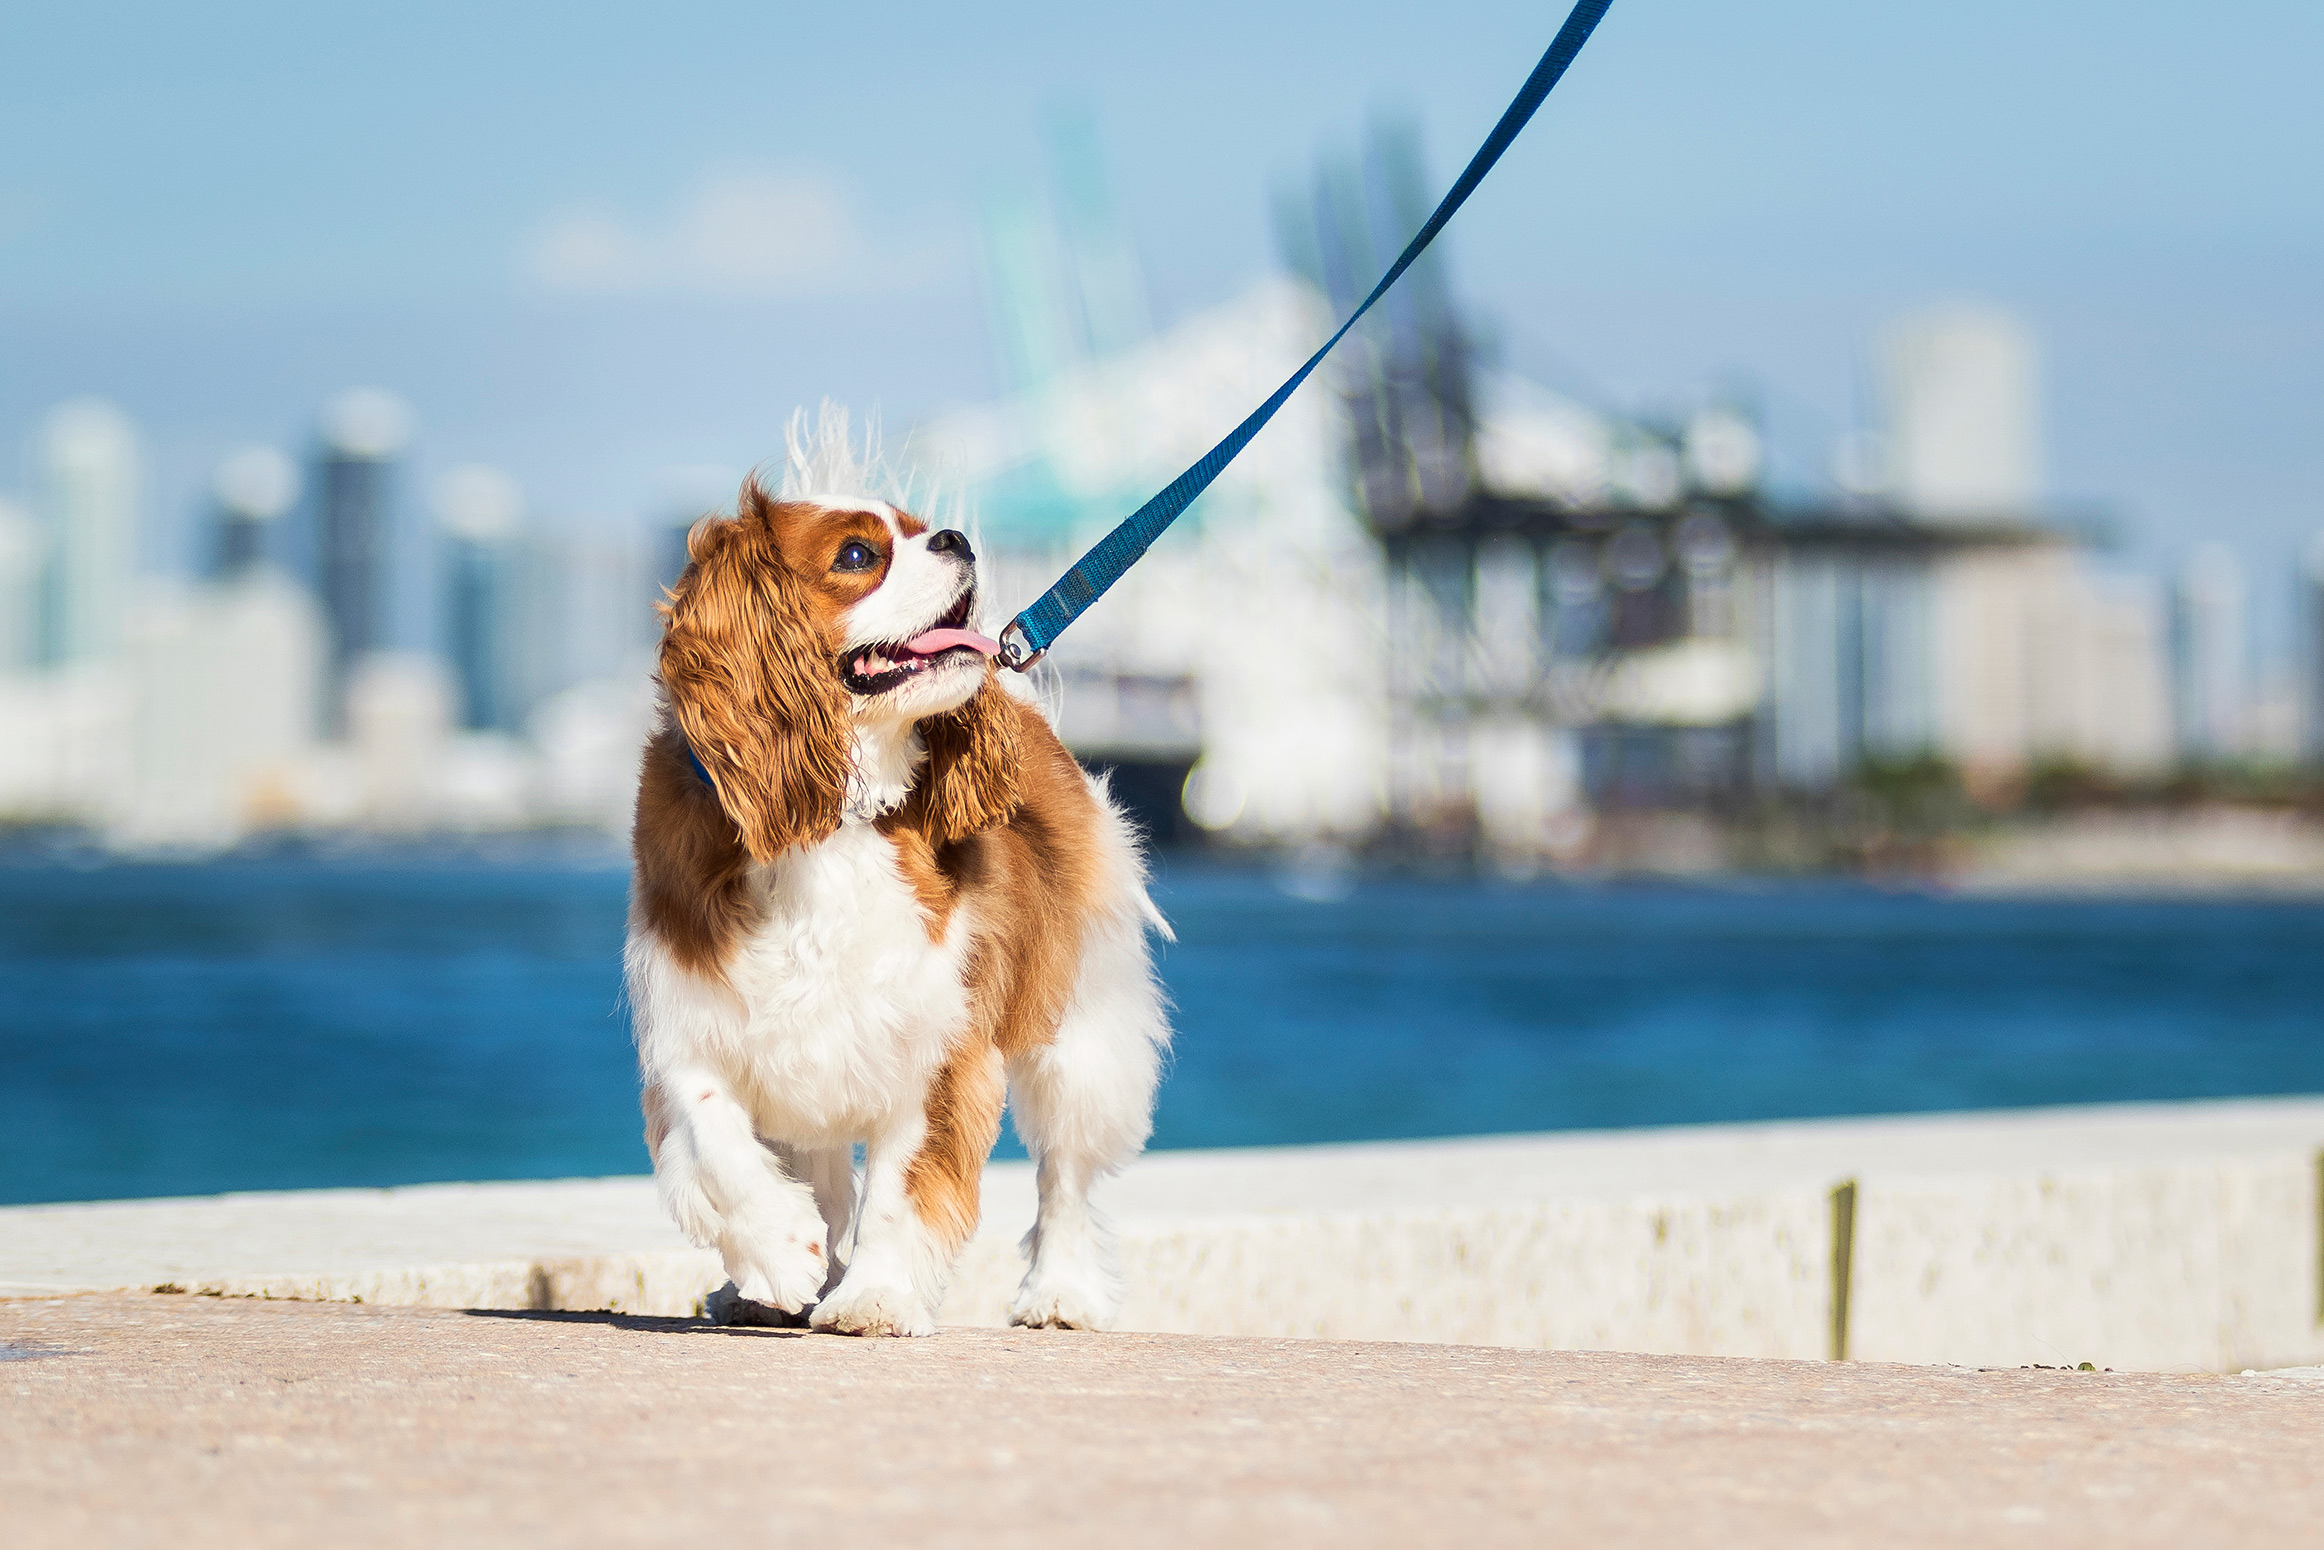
left=839, top=590, right=1002, bottom=695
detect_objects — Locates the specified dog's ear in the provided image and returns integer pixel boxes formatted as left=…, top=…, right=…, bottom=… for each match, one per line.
left=657, top=492, right=850, bottom=861
left=913, top=671, right=1023, bottom=846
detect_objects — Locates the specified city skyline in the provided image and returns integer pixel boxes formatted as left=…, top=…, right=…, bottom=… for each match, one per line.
left=6, top=286, right=2317, bottom=747
left=0, top=272, right=2311, bottom=853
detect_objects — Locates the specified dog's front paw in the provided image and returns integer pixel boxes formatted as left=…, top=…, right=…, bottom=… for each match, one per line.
left=719, top=1198, right=829, bottom=1314
left=1010, top=1257, right=1120, bottom=1332
left=809, top=1273, right=935, bottom=1338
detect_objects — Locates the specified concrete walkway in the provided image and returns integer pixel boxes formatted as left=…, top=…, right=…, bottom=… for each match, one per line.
left=4, top=1294, right=2321, bottom=1548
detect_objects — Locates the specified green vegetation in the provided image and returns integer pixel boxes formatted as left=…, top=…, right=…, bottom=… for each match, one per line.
left=2022, top=755, right=2324, bottom=815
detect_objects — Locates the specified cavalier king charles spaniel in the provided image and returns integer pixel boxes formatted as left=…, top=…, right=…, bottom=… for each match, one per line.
left=625, top=430, right=1169, bottom=1338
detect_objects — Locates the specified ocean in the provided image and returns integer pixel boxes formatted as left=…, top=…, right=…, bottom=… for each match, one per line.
left=4, top=851, right=2321, bottom=1206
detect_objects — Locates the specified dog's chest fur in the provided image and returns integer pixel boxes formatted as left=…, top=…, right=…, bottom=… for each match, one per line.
left=722, top=820, right=971, bottom=1145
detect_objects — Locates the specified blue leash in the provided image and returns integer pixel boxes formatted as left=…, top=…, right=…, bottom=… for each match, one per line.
left=996, top=0, right=1615, bottom=672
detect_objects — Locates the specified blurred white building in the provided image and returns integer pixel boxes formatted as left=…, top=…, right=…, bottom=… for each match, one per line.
left=437, top=463, right=527, bottom=731
left=1931, top=552, right=2168, bottom=777
left=0, top=402, right=141, bottom=825
left=2171, top=541, right=2247, bottom=762
left=344, top=653, right=460, bottom=830
left=526, top=672, right=660, bottom=831
left=1879, top=306, right=2042, bottom=520
left=0, top=497, right=40, bottom=672
left=36, top=398, right=140, bottom=667
left=506, top=529, right=658, bottom=719
left=115, top=571, right=327, bottom=848
left=2306, top=531, right=2324, bottom=763
left=910, top=276, right=1387, bottom=844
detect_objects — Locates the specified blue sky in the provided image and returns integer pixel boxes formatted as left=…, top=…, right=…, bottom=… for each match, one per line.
left=2, top=2, right=2318, bottom=646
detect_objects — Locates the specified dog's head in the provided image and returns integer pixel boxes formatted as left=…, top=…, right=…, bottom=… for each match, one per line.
left=657, top=478, right=1019, bottom=862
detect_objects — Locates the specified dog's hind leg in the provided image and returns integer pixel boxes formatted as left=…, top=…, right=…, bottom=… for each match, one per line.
left=1004, top=900, right=1167, bottom=1331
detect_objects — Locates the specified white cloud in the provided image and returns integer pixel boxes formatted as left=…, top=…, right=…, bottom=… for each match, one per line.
left=528, top=208, right=645, bottom=293
left=523, top=170, right=896, bottom=298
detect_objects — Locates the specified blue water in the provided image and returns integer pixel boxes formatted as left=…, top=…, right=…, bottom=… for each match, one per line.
left=3, top=854, right=2321, bottom=1206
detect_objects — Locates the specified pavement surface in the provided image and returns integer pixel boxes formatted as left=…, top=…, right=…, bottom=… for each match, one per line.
left=5, top=1294, right=2322, bottom=1548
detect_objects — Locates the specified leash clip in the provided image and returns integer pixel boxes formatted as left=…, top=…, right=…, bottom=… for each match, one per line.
left=996, top=620, right=1045, bottom=673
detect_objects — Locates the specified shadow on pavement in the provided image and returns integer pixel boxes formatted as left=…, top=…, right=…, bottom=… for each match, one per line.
left=458, top=1307, right=825, bottom=1338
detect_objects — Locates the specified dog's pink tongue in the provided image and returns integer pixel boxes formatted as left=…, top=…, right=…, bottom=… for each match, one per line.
left=904, top=626, right=1001, bottom=658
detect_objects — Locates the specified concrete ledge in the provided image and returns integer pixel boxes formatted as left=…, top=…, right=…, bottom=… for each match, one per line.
left=6, top=1096, right=2321, bottom=1372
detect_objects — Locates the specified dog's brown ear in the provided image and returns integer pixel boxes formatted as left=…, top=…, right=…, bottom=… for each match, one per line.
left=914, top=671, right=1023, bottom=846
left=657, top=501, right=850, bottom=861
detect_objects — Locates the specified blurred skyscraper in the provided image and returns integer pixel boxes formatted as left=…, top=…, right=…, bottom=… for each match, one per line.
left=2172, top=542, right=2247, bottom=762
left=310, top=389, right=417, bottom=699
left=0, top=498, right=38, bottom=672
left=1878, top=307, right=2041, bottom=520
left=435, top=464, right=525, bottom=731
left=1046, top=108, right=1152, bottom=363
left=649, top=465, right=737, bottom=603
left=209, top=447, right=300, bottom=578
left=118, top=570, right=326, bottom=847
left=35, top=398, right=140, bottom=665
left=976, top=112, right=1152, bottom=393
left=2305, top=532, right=2324, bottom=763
left=505, top=531, right=655, bottom=718
left=1282, top=116, right=1477, bottom=529
left=654, top=516, right=693, bottom=603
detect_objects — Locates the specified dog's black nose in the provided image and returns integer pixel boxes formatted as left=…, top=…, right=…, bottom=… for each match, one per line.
left=927, top=528, right=974, bottom=563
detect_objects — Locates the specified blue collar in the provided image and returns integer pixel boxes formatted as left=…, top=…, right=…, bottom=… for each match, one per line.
left=682, top=738, right=718, bottom=795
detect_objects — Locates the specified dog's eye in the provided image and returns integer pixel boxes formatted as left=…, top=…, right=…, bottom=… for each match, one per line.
left=833, top=540, right=878, bottom=573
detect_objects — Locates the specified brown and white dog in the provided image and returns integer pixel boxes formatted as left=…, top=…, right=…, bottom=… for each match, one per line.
left=625, top=434, right=1169, bottom=1338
